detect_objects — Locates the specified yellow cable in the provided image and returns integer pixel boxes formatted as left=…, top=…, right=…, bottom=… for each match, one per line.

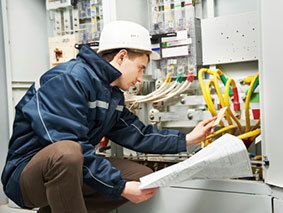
left=241, top=75, right=255, bottom=85
left=166, top=74, right=172, bottom=83
left=198, top=68, right=217, bottom=115
left=211, top=79, right=235, bottom=128
left=251, top=120, right=260, bottom=131
left=238, top=128, right=261, bottom=140
left=206, top=79, right=232, bottom=129
left=245, top=72, right=259, bottom=132
left=204, top=79, right=218, bottom=116
left=206, top=125, right=237, bottom=141
left=199, top=68, right=235, bottom=132
left=224, top=79, right=243, bottom=134
left=199, top=68, right=261, bottom=147
left=201, top=69, right=236, bottom=129
left=203, top=125, right=237, bottom=147
left=203, top=138, right=213, bottom=147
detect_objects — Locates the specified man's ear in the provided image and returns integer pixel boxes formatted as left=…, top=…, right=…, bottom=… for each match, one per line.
left=116, top=49, right=128, bottom=65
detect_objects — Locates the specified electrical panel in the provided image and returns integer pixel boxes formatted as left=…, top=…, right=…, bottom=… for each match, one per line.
left=46, top=0, right=103, bottom=67
left=148, top=0, right=201, bottom=77
left=118, top=0, right=263, bottom=185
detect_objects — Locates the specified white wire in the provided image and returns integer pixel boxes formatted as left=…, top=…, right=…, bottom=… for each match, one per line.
left=153, top=81, right=192, bottom=103
left=136, top=81, right=179, bottom=103
left=125, top=79, right=169, bottom=102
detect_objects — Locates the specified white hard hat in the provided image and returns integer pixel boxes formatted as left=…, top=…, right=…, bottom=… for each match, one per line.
left=98, top=20, right=160, bottom=60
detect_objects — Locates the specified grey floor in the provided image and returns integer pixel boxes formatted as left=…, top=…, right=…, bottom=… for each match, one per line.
left=0, top=205, right=36, bottom=213
left=0, top=204, right=118, bottom=213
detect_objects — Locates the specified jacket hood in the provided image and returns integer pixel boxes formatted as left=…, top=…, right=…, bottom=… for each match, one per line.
left=77, top=45, right=122, bottom=84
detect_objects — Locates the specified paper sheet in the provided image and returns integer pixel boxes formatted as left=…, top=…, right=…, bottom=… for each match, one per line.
left=213, top=106, right=228, bottom=126
left=139, top=134, right=253, bottom=189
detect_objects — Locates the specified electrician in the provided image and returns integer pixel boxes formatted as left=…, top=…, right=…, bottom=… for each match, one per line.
left=2, top=20, right=216, bottom=213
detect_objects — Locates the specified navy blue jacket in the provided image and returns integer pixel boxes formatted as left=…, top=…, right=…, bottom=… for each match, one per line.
left=1, top=45, right=187, bottom=207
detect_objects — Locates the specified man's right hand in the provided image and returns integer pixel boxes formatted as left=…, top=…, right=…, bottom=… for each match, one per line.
left=121, top=181, right=158, bottom=203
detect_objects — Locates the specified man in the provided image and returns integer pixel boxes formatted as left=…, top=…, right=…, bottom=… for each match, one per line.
left=1, top=21, right=215, bottom=213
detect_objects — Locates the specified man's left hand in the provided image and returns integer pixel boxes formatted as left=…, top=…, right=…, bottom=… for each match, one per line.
left=185, top=117, right=217, bottom=145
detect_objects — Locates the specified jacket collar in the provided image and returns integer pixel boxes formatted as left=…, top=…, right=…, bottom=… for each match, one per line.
left=77, top=45, right=122, bottom=84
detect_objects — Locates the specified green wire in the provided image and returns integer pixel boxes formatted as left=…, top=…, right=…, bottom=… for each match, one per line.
left=176, top=73, right=183, bottom=83
left=245, top=76, right=259, bottom=95
left=220, top=74, right=233, bottom=96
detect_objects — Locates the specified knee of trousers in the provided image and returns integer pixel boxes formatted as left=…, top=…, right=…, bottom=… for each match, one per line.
left=138, top=165, right=153, bottom=177
left=51, top=140, right=84, bottom=171
left=130, top=164, right=154, bottom=181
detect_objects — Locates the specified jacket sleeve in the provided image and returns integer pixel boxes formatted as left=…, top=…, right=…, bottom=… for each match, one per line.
left=22, top=72, right=125, bottom=198
left=106, top=107, right=187, bottom=154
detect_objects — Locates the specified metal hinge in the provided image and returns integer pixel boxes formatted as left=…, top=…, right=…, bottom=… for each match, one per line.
left=263, top=155, right=270, bottom=167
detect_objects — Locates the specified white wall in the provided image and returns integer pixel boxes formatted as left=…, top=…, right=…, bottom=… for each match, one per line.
left=0, top=0, right=50, bottom=204
left=0, top=0, right=10, bottom=205
left=7, top=0, right=49, bottom=82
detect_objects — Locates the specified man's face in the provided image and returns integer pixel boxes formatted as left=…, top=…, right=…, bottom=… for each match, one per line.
left=117, top=54, right=148, bottom=91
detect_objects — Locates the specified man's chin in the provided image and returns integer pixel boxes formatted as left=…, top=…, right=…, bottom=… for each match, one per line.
left=117, top=85, right=130, bottom=92
left=124, top=85, right=131, bottom=91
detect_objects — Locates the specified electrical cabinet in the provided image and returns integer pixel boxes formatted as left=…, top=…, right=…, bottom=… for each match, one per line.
left=118, top=180, right=273, bottom=213
left=117, top=0, right=283, bottom=211
left=1, top=0, right=283, bottom=212
left=274, top=198, right=283, bottom=213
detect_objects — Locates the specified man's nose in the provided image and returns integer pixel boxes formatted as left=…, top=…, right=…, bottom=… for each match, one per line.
left=137, top=74, right=143, bottom=83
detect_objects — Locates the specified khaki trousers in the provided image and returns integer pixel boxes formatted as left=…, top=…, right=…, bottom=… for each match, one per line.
left=19, top=140, right=153, bottom=213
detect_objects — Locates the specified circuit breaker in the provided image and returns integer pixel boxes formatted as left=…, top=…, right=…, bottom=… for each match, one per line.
left=46, top=0, right=104, bottom=67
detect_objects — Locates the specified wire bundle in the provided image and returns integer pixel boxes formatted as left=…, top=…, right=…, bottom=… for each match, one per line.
left=198, top=68, right=260, bottom=147
left=125, top=72, right=194, bottom=108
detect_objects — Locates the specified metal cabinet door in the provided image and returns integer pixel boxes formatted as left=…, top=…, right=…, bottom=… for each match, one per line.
left=259, top=0, right=283, bottom=188
left=118, top=186, right=272, bottom=213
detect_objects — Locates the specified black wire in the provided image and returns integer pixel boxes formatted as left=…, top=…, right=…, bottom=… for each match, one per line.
left=74, top=41, right=99, bottom=50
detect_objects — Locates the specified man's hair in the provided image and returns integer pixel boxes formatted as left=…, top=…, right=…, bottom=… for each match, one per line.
left=99, top=49, right=150, bottom=62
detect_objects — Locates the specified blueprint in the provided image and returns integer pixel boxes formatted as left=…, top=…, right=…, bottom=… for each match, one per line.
left=139, top=134, right=253, bottom=189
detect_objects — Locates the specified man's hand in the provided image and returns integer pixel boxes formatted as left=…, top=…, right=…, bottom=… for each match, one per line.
left=186, top=117, right=217, bottom=145
left=121, top=181, right=158, bottom=204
